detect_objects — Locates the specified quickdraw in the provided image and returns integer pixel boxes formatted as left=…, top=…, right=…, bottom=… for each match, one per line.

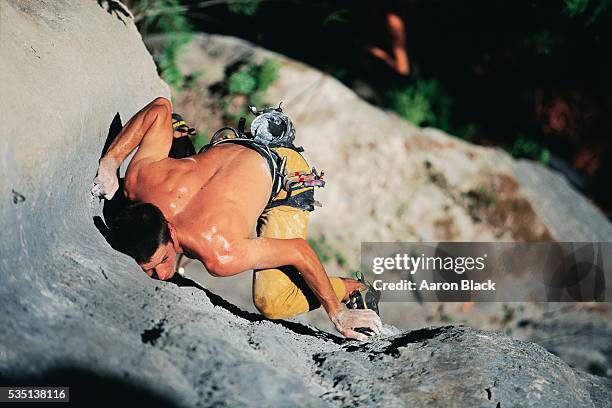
left=282, top=168, right=326, bottom=191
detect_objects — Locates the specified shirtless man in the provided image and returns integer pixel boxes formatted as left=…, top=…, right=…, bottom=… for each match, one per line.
left=92, top=97, right=382, bottom=341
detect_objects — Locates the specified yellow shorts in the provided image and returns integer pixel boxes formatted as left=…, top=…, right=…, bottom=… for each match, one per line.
left=252, top=147, right=346, bottom=319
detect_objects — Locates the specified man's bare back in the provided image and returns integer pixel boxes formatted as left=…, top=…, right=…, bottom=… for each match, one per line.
left=92, top=97, right=382, bottom=341
left=126, top=143, right=273, bottom=249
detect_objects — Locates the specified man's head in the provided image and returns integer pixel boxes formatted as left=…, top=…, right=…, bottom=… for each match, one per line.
left=108, top=202, right=177, bottom=280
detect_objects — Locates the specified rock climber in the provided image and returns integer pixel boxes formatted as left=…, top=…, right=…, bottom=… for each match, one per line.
left=91, top=97, right=382, bottom=341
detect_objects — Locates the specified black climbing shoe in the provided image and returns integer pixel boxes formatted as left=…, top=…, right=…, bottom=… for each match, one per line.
left=345, top=272, right=381, bottom=336
left=345, top=272, right=381, bottom=314
left=172, top=113, right=196, bottom=137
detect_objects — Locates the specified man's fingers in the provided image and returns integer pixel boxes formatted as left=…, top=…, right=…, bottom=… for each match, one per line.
left=352, top=310, right=380, bottom=323
left=357, top=317, right=381, bottom=334
left=369, top=320, right=381, bottom=335
left=348, top=310, right=383, bottom=335
left=361, top=316, right=381, bottom=335
left=372, top=315, right=383, bottom=333
left=344, top=329, right=368, bottom=342
left=91, top=183, right=104, bottom=197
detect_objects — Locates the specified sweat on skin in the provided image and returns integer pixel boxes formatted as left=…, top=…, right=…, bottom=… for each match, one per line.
left=92, top=97, right=382, bottom=341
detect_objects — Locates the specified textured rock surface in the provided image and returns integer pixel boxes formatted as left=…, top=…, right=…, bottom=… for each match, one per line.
left=512, top=160, right=612, bottom=241
left=314, top=326, right=612, bottom=407
left=1, top=4, right=611, bottom=407
left=510, top=306, right=612, bottom=379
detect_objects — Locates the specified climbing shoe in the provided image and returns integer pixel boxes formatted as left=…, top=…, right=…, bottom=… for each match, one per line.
left=172, top=113, right=196, bottom=137
left=345, top=272, right=381, bottom=315
left=345, top=272, right=381, bottom=336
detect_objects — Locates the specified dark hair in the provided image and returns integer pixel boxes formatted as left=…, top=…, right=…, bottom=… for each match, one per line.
left=108, top=202, right=170, bottom=263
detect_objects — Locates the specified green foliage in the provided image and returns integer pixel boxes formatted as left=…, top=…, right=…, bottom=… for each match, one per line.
left=323, top=9, right=350, bottom=25
left=130, top=0, right=195, bottom=92
left=510, top=135, right=551, bottom=165
left=157, top=32, right=193, bottom=91
left=322, top=65, right=348, bottom=81
left=531, top=30, right=555, bottom=56
left=564, top=0, right=612, bottom=24
left=463, top=186, right=497, bottom=211
left=257, top=59, right=280, bottom=91
left=307, top=235, right=348, bottom=268
left=138, top=0, right=190, bottom=35
left=228, top=0, right=260, bottom=16
left=387, top=77, right=452, bottom=132
left=228, top=59, right=280, bottom=97
left=565, top=0, right=590, bottom=16
left=183, top=70, right=204, bottom=89
left=440, top=313, right=454, bottom=324
left=191, top=131, right=210, bottom=152
left=501, top=304, right=515, bottom=324
left=222, top=58, right=279, bottom=124
left=456, top=123, right=479, bottom=142
left=228, top=71, right=258, bottom=95
left=424, top=160, right=450, bottom=189
left=308, top=236, right=332, bottom=264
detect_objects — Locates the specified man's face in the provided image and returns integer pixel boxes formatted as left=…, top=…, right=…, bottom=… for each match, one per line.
left=138, top=240, right=177, bottom=281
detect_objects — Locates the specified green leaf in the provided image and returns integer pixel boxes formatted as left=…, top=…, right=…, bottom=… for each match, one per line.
left=228, top=71, right=257, bottom=95
left=228, top=0, right=260, bottom=16
left=257, top=59, right=280, bottom=92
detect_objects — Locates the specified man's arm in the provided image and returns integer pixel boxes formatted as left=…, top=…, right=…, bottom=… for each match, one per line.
left=201, top=235, right=382, bottom=341
left=91, top=97, right=173, bottom=200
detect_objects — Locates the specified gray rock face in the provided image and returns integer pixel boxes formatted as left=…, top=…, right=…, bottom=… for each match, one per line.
left=512, top=160, right=612, bottom=241
left=315, top=326, right=611, bottom=407
left=1, top=2, right=610, bottom=407
left=511, top=307, right=612, bottom=379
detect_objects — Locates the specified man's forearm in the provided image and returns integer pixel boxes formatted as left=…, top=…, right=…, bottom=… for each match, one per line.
left=213, top=237, right=344, bottom=316
left=101, top=97, right=169, bottom=169
left=293, top=240, right=343, bottom=316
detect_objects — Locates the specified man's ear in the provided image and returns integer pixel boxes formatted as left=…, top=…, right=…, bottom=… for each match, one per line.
left=167, top=223, right=181, bottom=252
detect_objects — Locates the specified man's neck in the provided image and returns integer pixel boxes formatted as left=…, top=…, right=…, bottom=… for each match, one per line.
left=172, top=226, right=194, bottom=257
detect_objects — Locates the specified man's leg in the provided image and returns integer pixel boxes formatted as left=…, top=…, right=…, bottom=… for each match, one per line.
left=253, top=205, right=348, bottom=319
left=169, top=136, right=196, bottom=159
left=252, top=148, right=361, bottom=320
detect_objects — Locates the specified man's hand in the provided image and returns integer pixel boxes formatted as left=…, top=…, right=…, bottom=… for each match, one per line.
left=329, top=305, right=382, bottom=342
left=91, top=158, right=119, bottom=200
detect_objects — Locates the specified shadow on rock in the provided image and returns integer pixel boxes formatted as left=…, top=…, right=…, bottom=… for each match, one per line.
left=169, top=274, right=345, bottom=344
left=96, top=0, right=130, bottom=24
left=1, top=366, right=180, bottom=407
left=92, top=112, right=128, bottom=243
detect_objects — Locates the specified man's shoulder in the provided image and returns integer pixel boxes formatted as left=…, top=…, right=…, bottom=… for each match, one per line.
left=124, top=157, right=179, bottom=197
left=180, top=224, right=243, bottom=268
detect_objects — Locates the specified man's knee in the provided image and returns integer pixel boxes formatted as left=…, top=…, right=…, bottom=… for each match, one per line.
left=253, top=294, right=291, bottom=320
left=253, top=270, right=308, bottom=319
left=151, top=96, right=171, bottom=110
left=147, top=97, right=172, bottom=122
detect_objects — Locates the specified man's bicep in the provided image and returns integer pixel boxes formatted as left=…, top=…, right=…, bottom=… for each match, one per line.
left=242, top=238, right=308, bottom=270
left=131, top=98, right=173, bottom=163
